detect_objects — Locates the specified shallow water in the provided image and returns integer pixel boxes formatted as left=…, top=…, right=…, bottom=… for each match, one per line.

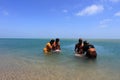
left=0, top=38, right=120, bottom=80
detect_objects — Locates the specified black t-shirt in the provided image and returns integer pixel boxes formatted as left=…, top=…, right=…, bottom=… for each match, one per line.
left=83, top=44, right=89, bottom=51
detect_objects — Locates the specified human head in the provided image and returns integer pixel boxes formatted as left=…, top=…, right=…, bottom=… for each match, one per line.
left=83, top=40, right=89, bottom=45
left=50, top=39, right=54, bottom=44
left=56, top=38, right=60, bottom=42
left=78, top=38, right=83, bottom=43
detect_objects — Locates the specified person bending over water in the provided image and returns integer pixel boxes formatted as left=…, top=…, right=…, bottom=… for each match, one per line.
left=83, top=41, right=97, bottom=59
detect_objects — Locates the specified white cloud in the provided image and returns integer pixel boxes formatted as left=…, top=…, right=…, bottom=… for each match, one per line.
left=99, top=25, right=108, bottom=28
left=100, top=19, right=112, bottom=24
left=100, top=0, right=120, bottom=2
left=109, top=0, right=120, bottom=2
left=62, top=9, right=68, bottom=13
left=76, top=5, right=104, bottom=16
left=114, top=11, right=120, bottom=16
left=99, top=19, right=112, bottom=28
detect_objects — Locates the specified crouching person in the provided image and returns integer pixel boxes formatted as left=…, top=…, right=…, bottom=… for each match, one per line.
left=86, top=44, right=97, bottom=59
left=83, top=41, right=97, bottom=59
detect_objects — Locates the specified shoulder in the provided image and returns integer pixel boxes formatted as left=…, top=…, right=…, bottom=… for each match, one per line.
left=47, top=42, right=51, bottom=46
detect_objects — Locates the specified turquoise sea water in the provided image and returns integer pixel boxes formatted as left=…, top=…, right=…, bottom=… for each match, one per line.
left=0, top=38, right=120, bottom=80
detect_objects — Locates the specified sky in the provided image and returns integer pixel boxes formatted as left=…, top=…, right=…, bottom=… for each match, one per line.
left=0, top=0, right=120, bottom=39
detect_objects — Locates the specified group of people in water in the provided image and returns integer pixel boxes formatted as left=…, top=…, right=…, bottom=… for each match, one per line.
left=43, top=38, right=97, bottom=59
left=74, top=38, right=97, bottom=58
left=43, top=38, right=61, bottom=53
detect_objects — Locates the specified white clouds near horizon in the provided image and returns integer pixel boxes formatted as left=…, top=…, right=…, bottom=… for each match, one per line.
left=100, top=0, right=120, bottom=3
left=114, top=11, right=120, bottom=16
left=1, top=0, right=120, bottom=39
left=99, top=19, right=112, bottom=28
left=76, top=5, right=104, bottom=16
left=62, top=9, right=68, bottom=13
left=100, top=19, right=112, bottom=24
left=109, top=0, right=120, bottom=2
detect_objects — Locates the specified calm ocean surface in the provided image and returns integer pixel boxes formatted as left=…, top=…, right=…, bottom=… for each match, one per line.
left=0, top=38, right=120, bottom=80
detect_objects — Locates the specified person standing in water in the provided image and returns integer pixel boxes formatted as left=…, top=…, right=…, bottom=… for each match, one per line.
left=52, top=38, right=61, bottom=52
left=43, top=39, right=55, bottom=54
left=74, top=38, right=84, bottom=54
